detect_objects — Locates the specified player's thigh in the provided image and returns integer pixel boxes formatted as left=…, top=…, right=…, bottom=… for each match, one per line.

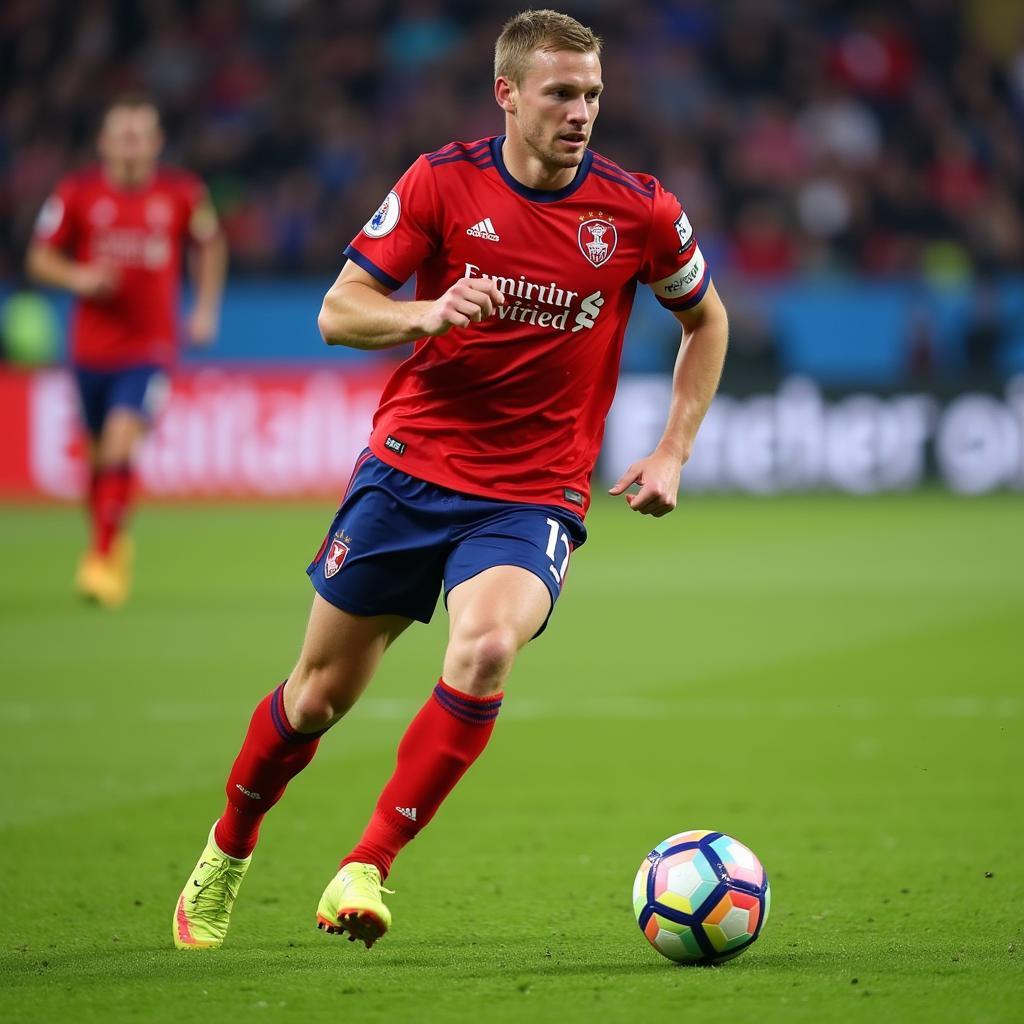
left=286, top=593, right=412, bottom=721
left=98, top=407, right=148, bottom=464
left=445, top=564, right=553, bottom=652
left=98, top=366, right=168, bottom=464
left=442, top=566, right=551, bottom=693
left=444, top=504, right=586, bottom=642
left=73, top=367, right=108, bottom=442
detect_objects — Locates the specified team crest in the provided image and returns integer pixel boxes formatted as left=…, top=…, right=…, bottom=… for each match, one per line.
left=146, top=197, right=173, bottom=228
left=89, top=197, right=117, bottom=226
left=324, top=538, right=350, bottom=579
left=578, top=215, right=617, bottom=268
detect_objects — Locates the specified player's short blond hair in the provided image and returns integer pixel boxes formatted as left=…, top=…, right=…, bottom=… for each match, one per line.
left=100, top=93, right=162, bottom=136
left=494, top=9, right=602, bottom=85
left=104, top=92, right=159, bottom=119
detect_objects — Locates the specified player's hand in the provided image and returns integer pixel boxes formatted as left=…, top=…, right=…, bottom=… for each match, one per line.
left=419, top=277, right=505, bottom=335
left=74, top=263, right=119, bottom=300
left=186, top=306, right=218, bottom=347
left=608, top=447, right=686, bottom=517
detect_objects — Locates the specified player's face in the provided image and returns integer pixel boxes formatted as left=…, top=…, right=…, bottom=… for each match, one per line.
left=510, top=49, right=602, bottom=170
left=99, top=106, right=163, bottom=182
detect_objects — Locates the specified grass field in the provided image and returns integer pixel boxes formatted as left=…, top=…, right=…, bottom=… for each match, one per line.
left=1, top=492, right=1022, bottom=1023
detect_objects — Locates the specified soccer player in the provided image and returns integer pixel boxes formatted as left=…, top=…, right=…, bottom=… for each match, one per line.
left=173, top=9, right=728, bottom=950
left=26, top=95, right=227, bottom=608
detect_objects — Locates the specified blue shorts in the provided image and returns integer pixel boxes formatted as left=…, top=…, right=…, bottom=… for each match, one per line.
left=73, top=365, right=168, bottom=438
left=306, top=451, right=588, bottom=635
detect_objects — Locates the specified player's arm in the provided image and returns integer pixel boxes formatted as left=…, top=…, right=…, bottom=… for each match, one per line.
left=25, top=241, right=118, bottom=299
left=184, top=198, right=227, bottom=346
left=318, top=261, right=505, bottom=350
left=609, top=282, right=728, bottom=516
left=27, top=185, right=118, bottom=299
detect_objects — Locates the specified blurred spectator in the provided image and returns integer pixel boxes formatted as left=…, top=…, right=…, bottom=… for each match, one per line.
left=797, top=87, right=881, bottom=169
left=730, top=200, right=799, bottom=278
left=0, top=0, right=1022, bottom=280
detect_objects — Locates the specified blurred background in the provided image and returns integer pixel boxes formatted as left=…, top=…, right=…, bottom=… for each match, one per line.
left=2, top=0, right=1024, bottom=498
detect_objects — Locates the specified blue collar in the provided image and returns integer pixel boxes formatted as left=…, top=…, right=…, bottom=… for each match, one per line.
left=490, top=135, right=593, bottom=203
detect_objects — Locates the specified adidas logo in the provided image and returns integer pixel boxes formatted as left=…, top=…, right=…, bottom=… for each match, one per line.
left=395, top=805, right=417, bottom=822
left=466, top=217, right=500, bottom=242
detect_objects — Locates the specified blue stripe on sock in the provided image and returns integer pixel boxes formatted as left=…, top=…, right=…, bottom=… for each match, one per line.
left=432, top=684, right=502, bottom=723
left=433, top=690, right=501, bottom=722
left=435, top=683, right=502, bottom=713
left=268, top=684, right=294, bottom=741
left=270, top=683, right=327, bottom=743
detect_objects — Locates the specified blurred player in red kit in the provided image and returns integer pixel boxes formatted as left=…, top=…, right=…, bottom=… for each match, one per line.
left=27, top=95, right=227, bottom=608
left=173, top=9, right=728, bottom=950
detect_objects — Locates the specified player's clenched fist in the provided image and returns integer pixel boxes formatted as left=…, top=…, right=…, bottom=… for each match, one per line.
left=73, top=262, right=120, bottom=300
left=420, top=277, right=505, bottom=335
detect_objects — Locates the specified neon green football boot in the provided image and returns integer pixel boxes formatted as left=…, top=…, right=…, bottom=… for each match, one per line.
left=316, top=863, right=393, bottom=948
left=172, top=826, right=251, bottom=950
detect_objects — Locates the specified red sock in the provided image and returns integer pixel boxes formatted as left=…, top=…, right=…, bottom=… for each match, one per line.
left=342, top=679, right=503, bottom=879
left=87, top=466, right=100, bottom=516
left=86, top=467, right=102, bottom=547
left=213, top=683, right=326, bottom=859
left=91, top=464, right=135, bottom=555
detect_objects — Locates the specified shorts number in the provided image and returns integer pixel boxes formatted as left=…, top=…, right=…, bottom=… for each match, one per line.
left=545, top=517, right=571, bottom=585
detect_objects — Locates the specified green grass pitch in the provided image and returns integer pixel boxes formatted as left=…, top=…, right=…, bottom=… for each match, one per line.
left=1, top=492, right=1022, bottom=1023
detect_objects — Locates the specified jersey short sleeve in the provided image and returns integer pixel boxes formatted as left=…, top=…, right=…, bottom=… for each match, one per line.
left=33, top=177, right=79, bottom=250
left=343, top=156, right=439, bottom=290
left=638, top=180, right=711, bottom=312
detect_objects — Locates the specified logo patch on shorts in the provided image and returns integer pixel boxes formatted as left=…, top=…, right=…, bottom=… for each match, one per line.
left=384, top=434, right=406, bottom=456
left=324, top=538, right=350, bottom=579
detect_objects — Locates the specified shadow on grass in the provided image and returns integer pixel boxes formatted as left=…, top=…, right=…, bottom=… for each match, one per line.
left=3, top=942, right=680, bottom=985
left=5, top=934, right=838, bottom=988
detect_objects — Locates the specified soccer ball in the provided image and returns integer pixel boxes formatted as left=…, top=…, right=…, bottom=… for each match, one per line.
left=632, top=829, right=770, bottom=964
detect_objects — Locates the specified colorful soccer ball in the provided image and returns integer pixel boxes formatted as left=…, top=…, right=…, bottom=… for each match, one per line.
left=633, top=829, right=771, bottom=964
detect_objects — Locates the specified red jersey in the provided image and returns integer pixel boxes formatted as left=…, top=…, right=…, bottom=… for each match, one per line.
left=345, top=136, right=711, bottom=516
left=34, top=166, right=212, bottom=370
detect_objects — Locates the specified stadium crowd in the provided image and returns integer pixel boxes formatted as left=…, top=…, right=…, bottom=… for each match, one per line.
left=2, top=0, right=1023, bottom=283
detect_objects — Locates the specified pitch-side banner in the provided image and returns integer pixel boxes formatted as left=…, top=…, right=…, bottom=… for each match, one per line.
left=2, top=369, right=1023, bottom=498
left=0, top=367, right=391, bottom=499
left=605, top=375, right=1024, bottom=495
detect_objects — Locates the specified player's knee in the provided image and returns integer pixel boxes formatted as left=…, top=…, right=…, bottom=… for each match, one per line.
left=285, top=665, right=353, bottom=731
left=455, top=626, right=519, bottom=693
left=99, top=410, right=145, bottom=465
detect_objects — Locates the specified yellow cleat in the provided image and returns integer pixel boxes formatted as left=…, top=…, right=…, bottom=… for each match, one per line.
left=75, top=551, right=122, bottom=608
left=173, top=827, right=252, bottom=950
left=111, top=534, right=134, bottom=597
left=316, top=863, right=393, bottom=948
left=75, top=537, right=133, bottom=608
